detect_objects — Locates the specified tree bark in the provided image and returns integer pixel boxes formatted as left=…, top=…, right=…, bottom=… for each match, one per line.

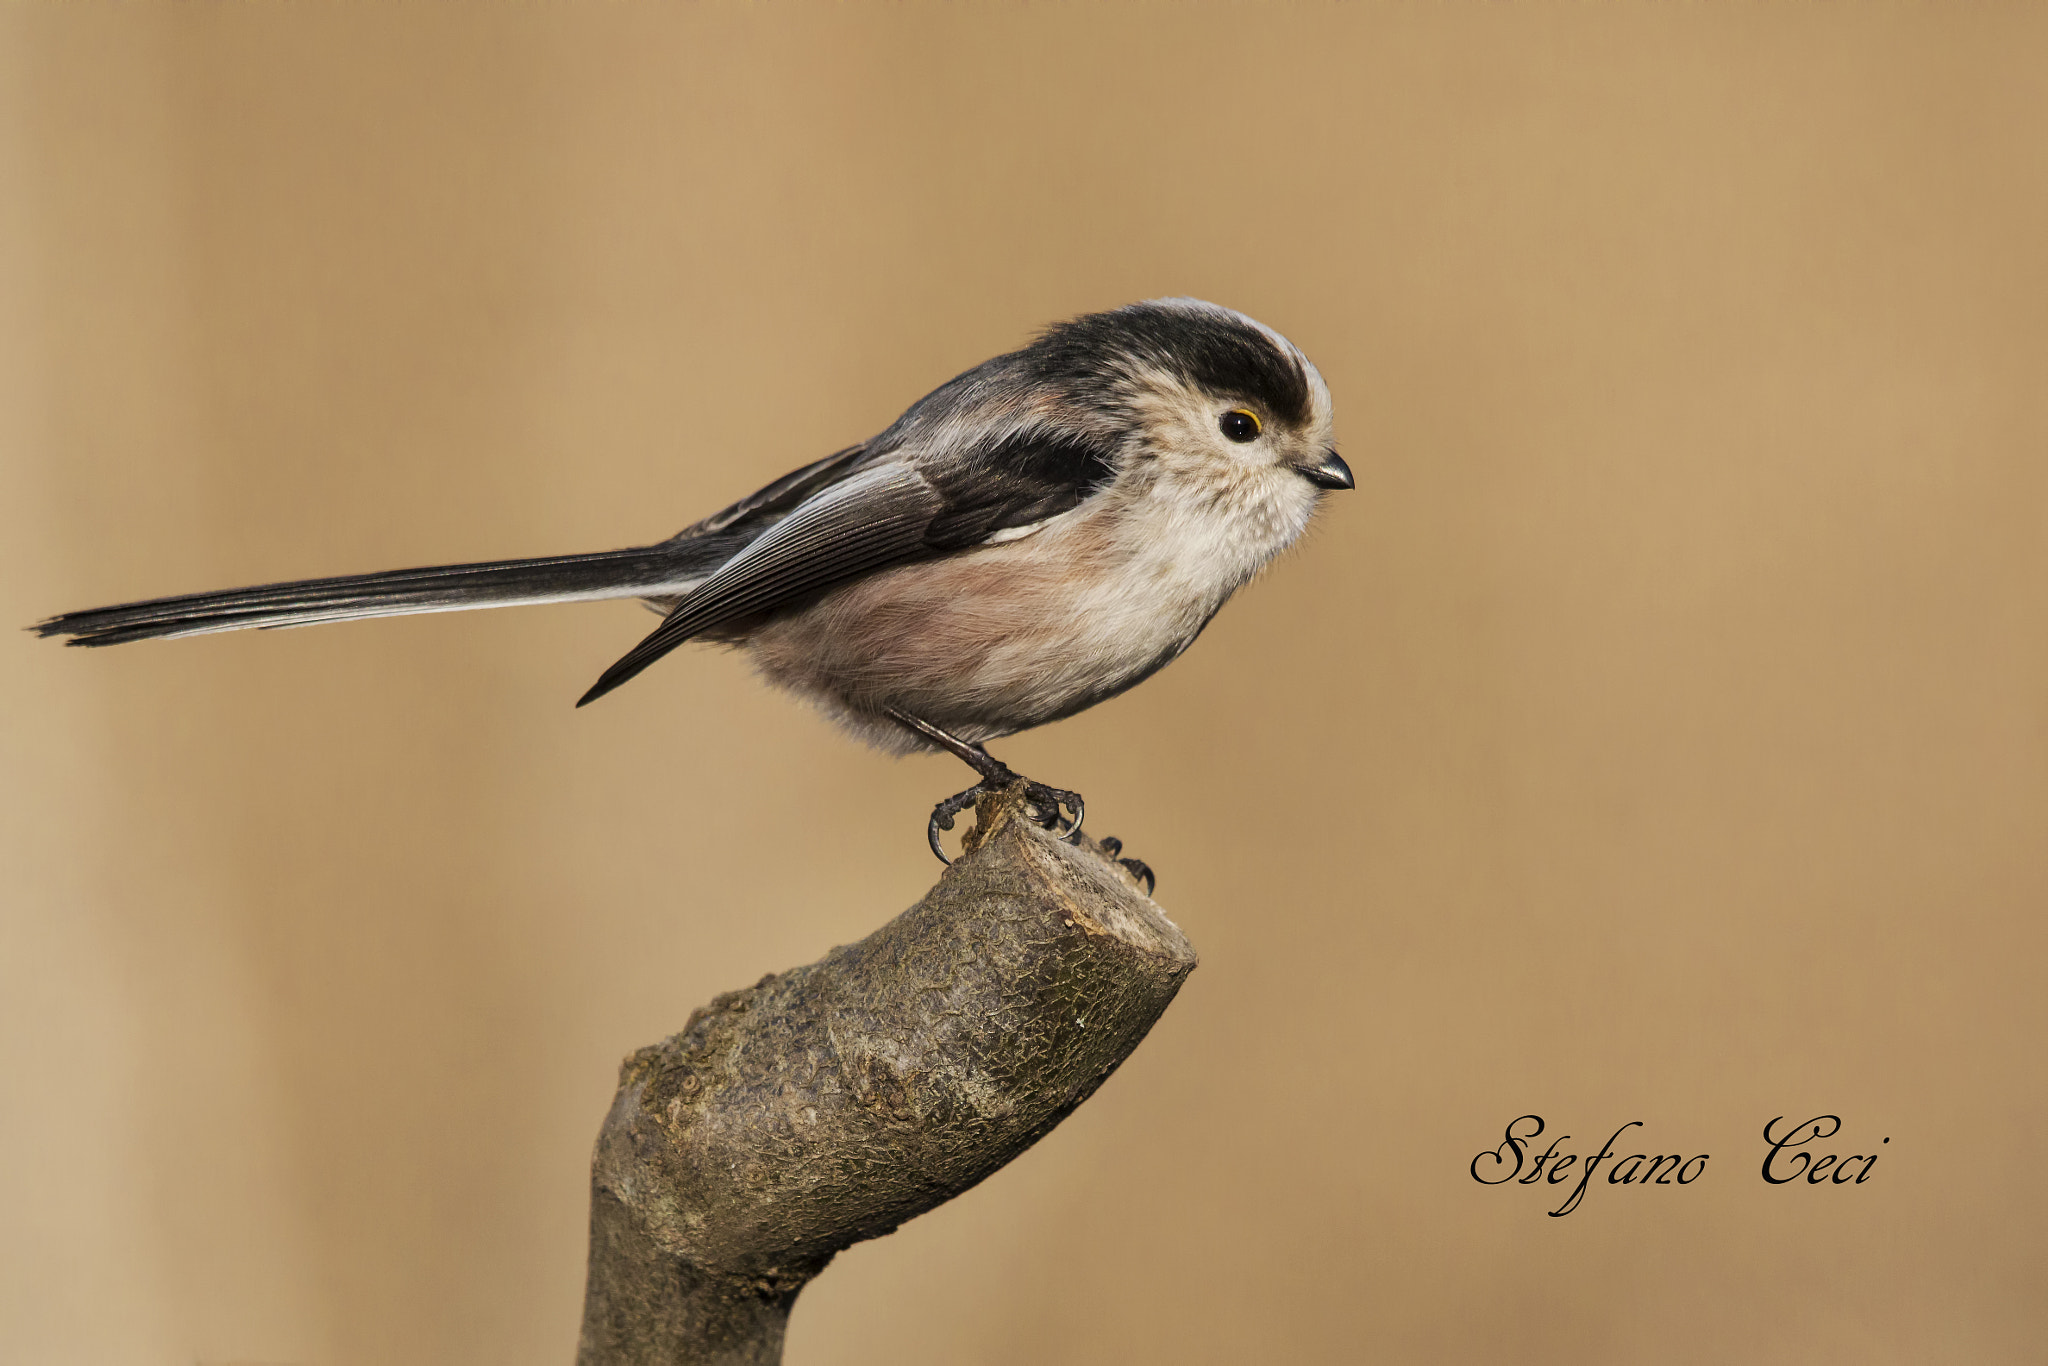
left=576, top=783, right=1197, bottom=1365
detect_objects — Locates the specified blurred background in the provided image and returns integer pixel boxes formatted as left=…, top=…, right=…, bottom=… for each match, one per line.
left=4, top=5, right=2044, bottom=1363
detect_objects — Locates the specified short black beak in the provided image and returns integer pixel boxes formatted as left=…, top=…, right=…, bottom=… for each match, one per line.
left=1295, top=449, right=1354, bottom=491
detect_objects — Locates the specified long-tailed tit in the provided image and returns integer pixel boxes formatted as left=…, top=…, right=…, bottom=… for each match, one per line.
left=38, top=298, right=1352, bottom=868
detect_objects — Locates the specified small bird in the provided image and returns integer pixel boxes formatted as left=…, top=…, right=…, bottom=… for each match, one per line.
left=37, top=298, right=1351, bottom=866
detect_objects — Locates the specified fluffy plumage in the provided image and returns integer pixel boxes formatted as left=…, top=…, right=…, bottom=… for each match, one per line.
left=37, top=298, right=1348, bottom=760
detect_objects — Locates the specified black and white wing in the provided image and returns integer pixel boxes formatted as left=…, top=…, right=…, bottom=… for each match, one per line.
left=575, top=423, right=1119, bottom=706
left=577, top=462, right=942, bottom=705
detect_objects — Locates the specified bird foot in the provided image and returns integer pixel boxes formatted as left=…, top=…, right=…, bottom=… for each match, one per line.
left=927, top=773, right=1085, bottom=864
left=1095, top=836, right=1157, bottom=895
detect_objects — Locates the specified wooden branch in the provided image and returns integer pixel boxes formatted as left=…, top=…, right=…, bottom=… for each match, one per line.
left=575, top=784, right=1197, bottom=1365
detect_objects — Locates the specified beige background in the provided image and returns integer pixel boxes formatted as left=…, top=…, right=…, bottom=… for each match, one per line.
left=4, top=5, right=2044, bottom=1363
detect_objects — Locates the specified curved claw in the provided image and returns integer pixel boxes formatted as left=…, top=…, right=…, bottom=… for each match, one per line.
left=924, top=777, right=1087, bottom=865
left=1056, top=791, right=1085, bottom=842
left=1118, top=857, right=1156, bottom=896
left=926, top=785, right=983, bottom=865
left=1021, top=784, right=1084, bottom=843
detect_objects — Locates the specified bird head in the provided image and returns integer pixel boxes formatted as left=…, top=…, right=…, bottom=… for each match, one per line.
left=1027, top=298, right=1349, bottom=504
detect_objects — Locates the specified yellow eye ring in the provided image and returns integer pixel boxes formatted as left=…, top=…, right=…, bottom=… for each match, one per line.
left=1219, top=409, right=1261, bottom=443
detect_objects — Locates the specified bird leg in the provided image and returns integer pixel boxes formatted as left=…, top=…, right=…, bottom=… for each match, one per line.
left=886, top=710, right=1085, bottom=863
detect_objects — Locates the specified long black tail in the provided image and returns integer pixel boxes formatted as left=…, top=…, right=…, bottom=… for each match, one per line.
left=34, top=538, right=738, bottom=648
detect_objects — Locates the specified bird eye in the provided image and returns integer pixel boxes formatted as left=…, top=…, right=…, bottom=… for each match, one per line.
left=1219, top=409, right=1261, bottom=443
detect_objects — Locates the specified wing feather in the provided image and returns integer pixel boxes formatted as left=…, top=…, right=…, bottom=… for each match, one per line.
left=577, top=408, right=1121, bottom=706
left=668, top=442, right=873, bottom=540
left=576, top=463, right=941, bottom=706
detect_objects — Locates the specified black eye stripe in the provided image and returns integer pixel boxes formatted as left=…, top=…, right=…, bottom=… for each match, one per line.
left=1026, top=303, right=1315, bottom=428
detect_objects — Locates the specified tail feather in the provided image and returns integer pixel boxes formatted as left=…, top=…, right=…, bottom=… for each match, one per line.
left=34, top=539, right=738, bottom=648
